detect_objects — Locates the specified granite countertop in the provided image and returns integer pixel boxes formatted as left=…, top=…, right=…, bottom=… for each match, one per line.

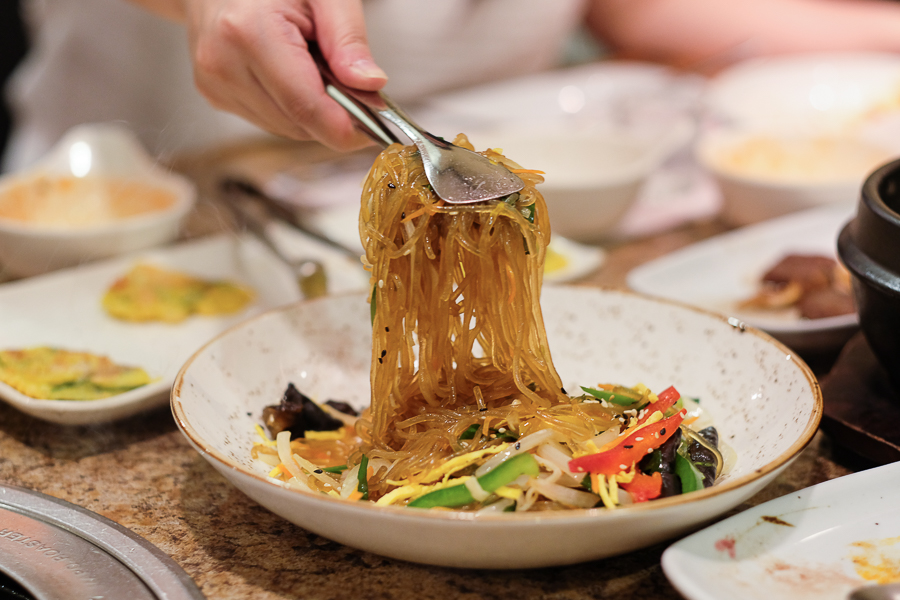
left=0, top=139, right=874, bottom=599
left=0, top=405, right=860, bottom=600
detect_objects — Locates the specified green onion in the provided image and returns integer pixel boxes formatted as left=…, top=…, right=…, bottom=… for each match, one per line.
left=459, top=424, right=480, bottom=440
left=321, top=465, right=348, bottom=473
left=370, top=286, right=377, bottom=326
left=357, top=455, right=370, bottom=500
left=459, top=424, right=518, bottom=442
left=524, top=203, right=535, bottom=223
left=580, top=385, right=642, bottom=406
left=581, top=473, right=593, bottom=492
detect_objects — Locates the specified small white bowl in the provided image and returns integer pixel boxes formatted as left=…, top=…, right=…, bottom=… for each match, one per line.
left=698, top=52, right=900, bottom=226
left=467, top=120, right=693, bottom=242
left=172, top=286, right=821, bottom=568
left=0, top=123, right=195, bottom=277
left=695, top=127, right=893, bottom=226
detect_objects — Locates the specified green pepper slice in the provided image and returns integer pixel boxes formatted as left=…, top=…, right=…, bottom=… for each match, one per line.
left=408, top=452, right=539, bottom=509
left=674, top=453, right=705, bottom=494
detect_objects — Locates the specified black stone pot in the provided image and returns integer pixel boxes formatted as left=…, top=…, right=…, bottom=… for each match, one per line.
left=838, top=158, right=900, bottom=393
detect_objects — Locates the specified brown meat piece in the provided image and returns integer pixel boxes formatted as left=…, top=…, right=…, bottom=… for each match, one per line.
left=797, top=287, right=856, bottom=319
left=762, top=254, right=838, bottom=292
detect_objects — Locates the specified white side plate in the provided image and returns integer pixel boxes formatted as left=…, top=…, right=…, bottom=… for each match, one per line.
left=0, top=234, right=301, bottom=424
left=662, top=461, right=900, bottom=600
left=626, top=205, right=858, bottom=352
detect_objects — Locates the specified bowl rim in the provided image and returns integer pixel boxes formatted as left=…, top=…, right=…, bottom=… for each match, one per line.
left=0, top=170, right=196, bottom=236
left=170, top=285, right=823, bottom=524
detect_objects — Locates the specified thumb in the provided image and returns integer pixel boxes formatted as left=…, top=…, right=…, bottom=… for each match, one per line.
left=311, top=0, right=387, bottom=92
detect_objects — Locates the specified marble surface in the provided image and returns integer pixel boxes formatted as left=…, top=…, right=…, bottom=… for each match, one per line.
left=0, top=138, right=872, bottom=599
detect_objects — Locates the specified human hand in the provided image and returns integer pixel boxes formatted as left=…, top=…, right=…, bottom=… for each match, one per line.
left=182, top=0, right=387, bottom=151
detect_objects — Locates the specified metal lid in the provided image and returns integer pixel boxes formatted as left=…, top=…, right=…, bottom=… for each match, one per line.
left=0, top=484, right=204, bottom=600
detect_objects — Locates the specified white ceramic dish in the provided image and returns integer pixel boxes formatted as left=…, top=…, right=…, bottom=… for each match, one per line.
left=0, top=123, right=197, bottom=277
left=421, top=60, right=702, bottom=132
left=662, top=460, right=900, bottom=600
left=172, top=286, right=821, bottom=569
left=694, top=127, right=895, bottom=226
left=0, top=234, right=301, bottom=425
left=698, top=52, right=900, bottom=226
left=414, top=61, right=699, bottom=242
left=704, top=52, right=900, bottom=132
left=465, top=121, right=694, bottom=242
left=626, top=205, right=858, bottom=352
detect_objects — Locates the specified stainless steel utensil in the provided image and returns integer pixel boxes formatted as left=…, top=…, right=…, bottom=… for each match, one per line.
left=219, top=179, right=328, bottom=299
left=309, top=43, right=524, bottom=204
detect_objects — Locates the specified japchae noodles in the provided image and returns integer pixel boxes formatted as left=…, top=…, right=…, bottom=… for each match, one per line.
left=252, top=136, right=726, bottom=511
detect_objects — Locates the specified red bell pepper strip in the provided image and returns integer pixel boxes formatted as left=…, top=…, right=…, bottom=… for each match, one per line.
left=620, top=472, right=663, bottom=503
left=568, top=410, right=686, bottom=475
left=636, top=386, right=680, bottom=426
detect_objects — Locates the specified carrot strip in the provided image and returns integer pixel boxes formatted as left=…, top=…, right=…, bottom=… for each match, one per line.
left=401, top=206, right=427, bottom=223
left=508, top=168, right=545, bottom=175
left=401, top=200, right=445, bottom=223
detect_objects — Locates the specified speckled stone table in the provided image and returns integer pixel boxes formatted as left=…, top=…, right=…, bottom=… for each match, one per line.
left=0, top=403, right=861, bottom=600
left=0, top=139, right=875, bottom=599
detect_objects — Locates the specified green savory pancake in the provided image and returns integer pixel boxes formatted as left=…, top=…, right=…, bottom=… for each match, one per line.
left=102, top=263, right=255, bottom=323
left=0, top=347, right=151, bottom=400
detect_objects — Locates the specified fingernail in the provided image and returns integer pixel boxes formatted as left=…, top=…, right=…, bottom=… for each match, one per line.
left=350, top=59, right=388, bottom=81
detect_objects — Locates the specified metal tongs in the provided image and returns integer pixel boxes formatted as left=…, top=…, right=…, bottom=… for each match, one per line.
left=220, top=178, right=358, bottom=299
left=309, top=44, right=524, bottom=204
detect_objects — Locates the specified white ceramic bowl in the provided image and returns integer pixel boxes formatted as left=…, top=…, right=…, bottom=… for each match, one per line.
left=172, top=286, right=822, bottom=569
left=0, top=123, right=196, bottom=277
left=467, top=121, right=693, bottom=242
left=697, top=52, right=900, bottom=226
left=415, top=60, right=701, bottom=242
left=703, top=52, right=900, bottom=131
left=694, top=127, right=893, bottom=226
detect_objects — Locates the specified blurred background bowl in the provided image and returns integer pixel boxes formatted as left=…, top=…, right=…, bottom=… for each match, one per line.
left=696, top=127, right=894, bottom=226
left=417, top=60, right=701, bottom=242
left=0, top=123, right=195, bottom=277
left=467, top=119, right=693, bottom=242
left=838, top=158, right=900, bottom=392
left=698, top=52, right=900, bottom=226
